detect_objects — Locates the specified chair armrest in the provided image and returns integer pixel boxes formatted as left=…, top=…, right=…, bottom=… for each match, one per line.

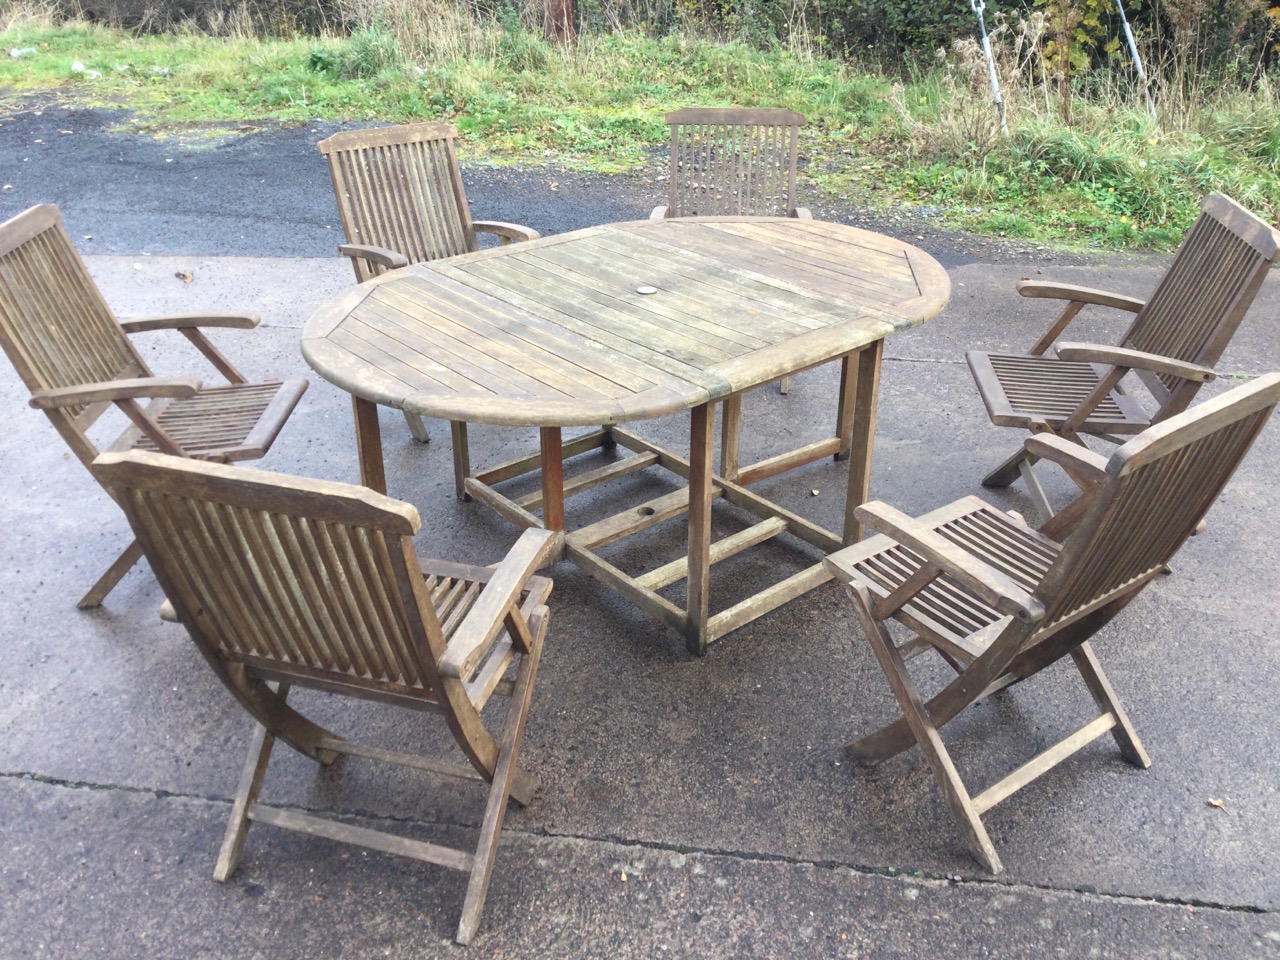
left=439, top=528, right=558, bottom=680
left=29, top=376, right=201, bottom=410
left=1055, top=341, right=1216, bottom=382
left=1019, top=281, right=1145, bottom=355
left=854, top=501, right=1045, bottom=623
left=649, top=205, right=669, bottom=221
left=1023, top=435, right=1110, bottom=483
left=119, top=313, right=260, bottom=333
left=338, top=243, right=410, bottom=271
left=121, top=314, right=257, bottom=385
left=793, top=207, right=813, bottom=220
left=473, top=221, right=541, bottom=244
left=1016, top=281, right=1145, bottom=313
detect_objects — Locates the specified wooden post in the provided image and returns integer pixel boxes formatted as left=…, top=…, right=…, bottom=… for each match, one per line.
left=543, top=0, right=575, bottom=43
left=835, top=352, right=856, bottom=462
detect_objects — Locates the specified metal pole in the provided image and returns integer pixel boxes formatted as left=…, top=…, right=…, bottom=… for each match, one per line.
left=970, top=0, right=1010, bottom=137
left=1115, top=0, right=1157, bottom=121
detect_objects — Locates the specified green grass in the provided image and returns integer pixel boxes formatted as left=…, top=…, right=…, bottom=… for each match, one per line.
left=3, top=20, right=1278, bottom=250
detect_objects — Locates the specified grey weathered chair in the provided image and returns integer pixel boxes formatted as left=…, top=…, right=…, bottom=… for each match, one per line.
left=92, top=449, right=556, bottom=945
left=968, top=193, right=1280, bottom=518
left=650, top=106, right=812, bottom=460
left=651, top=107, right=811, bottom=223
left=318, top=121, right=540, bottom=449
left=0, top=203, right=308, bottom=608
left=824, top=373, right=1280, bottom=874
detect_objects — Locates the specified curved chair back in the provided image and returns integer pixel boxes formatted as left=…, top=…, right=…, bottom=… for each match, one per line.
left=319, top=121, right=477, bottom=280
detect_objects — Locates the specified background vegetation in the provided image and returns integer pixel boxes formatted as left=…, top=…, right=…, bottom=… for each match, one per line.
left=2, top=0, right=1279, bottom=249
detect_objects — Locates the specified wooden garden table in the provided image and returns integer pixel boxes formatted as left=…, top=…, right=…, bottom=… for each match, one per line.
left=302, top=217, right=950, bottom=655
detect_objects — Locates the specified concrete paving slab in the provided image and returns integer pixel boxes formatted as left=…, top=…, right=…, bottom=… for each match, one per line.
left=5, top=776, right=1279, bottom=960
left=2, top=264, right=1279, bottom=957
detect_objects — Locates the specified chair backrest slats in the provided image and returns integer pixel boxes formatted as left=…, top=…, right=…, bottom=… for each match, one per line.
left=1038, top=374, right=1280, bottom=626
left=1123, top=194, right=1279, bottom=408
left=319, top=124, right=476, bottom=282
left=100, top=454, right=445, bottom=696
left=0, top=207, right=144, bottom=397
left=665, top=108, right=805, bottom=218
left=0, top=205, right=150, bottom=461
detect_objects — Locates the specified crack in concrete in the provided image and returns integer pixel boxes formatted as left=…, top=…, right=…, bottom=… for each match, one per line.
left=6, top=768, right=1273, bottom=919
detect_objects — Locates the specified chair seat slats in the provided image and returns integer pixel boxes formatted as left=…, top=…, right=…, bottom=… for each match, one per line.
left=835, top=500, right=1062, bottom=658
left=970, top=351, right=1151, bottom=432
left=112, top=380, right=307, bottom=460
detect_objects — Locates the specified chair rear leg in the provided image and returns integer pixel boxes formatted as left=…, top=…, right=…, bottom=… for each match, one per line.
left=77, top=538, right=145, bottom=608
left=846, top=585, right=1004, bottom=874
left=456, top=609, right=547, bottom=945
left=1017, top=458, right=1055, bottom=521
left=982, top=445, right=1032, bottom=488
left=403, top=410, right=430, bottom=443
left=1070, top=643, right=1150, bottom=768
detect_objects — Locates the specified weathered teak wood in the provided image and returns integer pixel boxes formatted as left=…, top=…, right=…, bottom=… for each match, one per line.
left=653, top=107, right=810, bottom=402
left=0, top=204, right=308, bottom=607
left=91, top=450, right=557, bottom=946
left=824, top=373, right=1280, bottom=873
left=968, top=193, right=1280, bottom=518
left=303, top=217, right=950, bottom=652
left=318, top=121, right=540, bottom=451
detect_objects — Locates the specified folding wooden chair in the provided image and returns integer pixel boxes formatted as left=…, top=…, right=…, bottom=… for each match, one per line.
left=92, top=450, right=557, bottom=945
left=651, top=107, right=811, bottom=223
left=968, top=193, right=1280, bottom=519
left=0, top=203, right=308, bottom=608
left=318, top=121, right=540, bottom=449
left=824, top=373, right=1280, bottom=873
left=650, top=106, right=812, bottom=473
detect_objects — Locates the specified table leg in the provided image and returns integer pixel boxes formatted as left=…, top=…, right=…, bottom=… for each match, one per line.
left=686, top=403, right=715, bottom=656
left=451, top=421, right=471, bottom=501
left=539, top=426, right=565, bottom=533
left=842, top=340, right=884, bottom=546
left=352, top=396, right=386, bottom=495
left=835, top=352, right=857, bottom=462
left=719, top=395, right=742, bottom=482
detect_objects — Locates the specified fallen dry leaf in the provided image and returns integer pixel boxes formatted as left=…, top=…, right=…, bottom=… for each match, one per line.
left=1207, top=797, right=1229, bottom=813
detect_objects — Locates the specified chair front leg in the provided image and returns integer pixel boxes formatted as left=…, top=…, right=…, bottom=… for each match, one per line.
left=214, top=717, right=277, bottom=882
left=844, top=584, right=1003, bottom=873
left=456, top=605, right=547, bottom=946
